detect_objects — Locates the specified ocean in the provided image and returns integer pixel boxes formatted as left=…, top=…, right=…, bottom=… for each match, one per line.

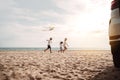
left=0, top=47, right=51, bottom=51
left=0, top=47, right=79, bottom=51
left=0, top=47, right=109, bottom=51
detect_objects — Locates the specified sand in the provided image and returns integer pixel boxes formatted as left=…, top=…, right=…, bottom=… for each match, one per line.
left=0, top=50, right=120, bottom=80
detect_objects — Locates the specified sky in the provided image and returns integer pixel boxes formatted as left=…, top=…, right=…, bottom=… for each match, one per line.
left=0, top=0, right=112, bottom=49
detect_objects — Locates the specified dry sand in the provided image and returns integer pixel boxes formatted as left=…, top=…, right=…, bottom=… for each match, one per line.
left=0, top=50, right=120, bottom=80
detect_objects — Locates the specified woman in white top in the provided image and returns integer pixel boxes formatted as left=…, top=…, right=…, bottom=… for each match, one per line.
left=63, top=38, right=68, bottom=52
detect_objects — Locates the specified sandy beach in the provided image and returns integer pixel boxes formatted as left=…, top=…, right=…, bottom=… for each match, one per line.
left=0, top=50, right=120, bottom=80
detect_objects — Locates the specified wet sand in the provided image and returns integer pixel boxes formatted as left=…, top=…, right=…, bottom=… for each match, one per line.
left=0, top=50, right=120, bottom=80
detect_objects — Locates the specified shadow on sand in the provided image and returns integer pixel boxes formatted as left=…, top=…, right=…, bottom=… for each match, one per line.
left=91, top=66, right=120, bottom=80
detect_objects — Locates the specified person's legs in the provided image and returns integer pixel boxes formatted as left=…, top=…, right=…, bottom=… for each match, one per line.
left=48, top=45, right=52, bottom=53
left=44, top=45, right=49, bottom=52
left=63, top=46, right=67, bottom=52
left=111, top=44, right=120, bottom=68
left=50, top=47, right=52, bottom=53
left=60, top=47, right=63, bottom=53
left=44, top=48, right=48, bottom=52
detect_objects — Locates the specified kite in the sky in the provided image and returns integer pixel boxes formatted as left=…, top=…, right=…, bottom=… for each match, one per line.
left=42, top=25, right=55, bottom=31
left=49, top=26, right=54, bottom=31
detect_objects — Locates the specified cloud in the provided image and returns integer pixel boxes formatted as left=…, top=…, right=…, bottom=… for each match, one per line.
left=0, top=0, right=16, bottom=24
left=0, top=0, right=111, bottom=49
left=0, top=0, right=67, bottom=27
left=53, top=0, right=89, bottom=14
left=14, top=0, right=62, bottom=12
left=13, top=0, right=66, bottom=20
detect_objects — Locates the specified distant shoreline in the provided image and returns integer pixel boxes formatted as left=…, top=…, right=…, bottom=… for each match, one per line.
left=0, top=47, right=110, bottom=51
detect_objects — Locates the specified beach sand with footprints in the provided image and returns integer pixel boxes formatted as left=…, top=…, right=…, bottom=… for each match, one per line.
left=0, top=50, right=120, bottom=80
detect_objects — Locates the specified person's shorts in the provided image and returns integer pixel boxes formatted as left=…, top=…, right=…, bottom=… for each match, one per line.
left=48, top=45, right=51, bottom=48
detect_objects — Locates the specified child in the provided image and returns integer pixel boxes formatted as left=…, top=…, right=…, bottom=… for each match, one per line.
left=44, top=37, right=52, bottom=53
left=58, top=41, right=63, bottom=53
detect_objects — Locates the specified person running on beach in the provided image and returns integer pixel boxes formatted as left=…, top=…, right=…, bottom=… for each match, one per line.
left=44, top=37, right=52, bottom=53
left=58, top=41, right=63, bottom=53
left=63, top=38, right=69, bottom=52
